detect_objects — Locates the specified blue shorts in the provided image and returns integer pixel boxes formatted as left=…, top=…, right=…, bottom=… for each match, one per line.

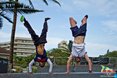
left=70, top=23, right=87, bottom=37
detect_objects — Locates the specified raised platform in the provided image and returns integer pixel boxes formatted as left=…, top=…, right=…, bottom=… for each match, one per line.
left=38, top=65, right=102, bottom=72
left=0, top=72, right=115, bottom=78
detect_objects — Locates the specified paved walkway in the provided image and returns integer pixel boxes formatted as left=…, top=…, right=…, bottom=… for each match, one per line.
left=0, top=72, right=115, bottom=78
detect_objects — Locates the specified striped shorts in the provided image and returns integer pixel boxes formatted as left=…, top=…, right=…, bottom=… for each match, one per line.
left=71, top=43, right=86, bottom=58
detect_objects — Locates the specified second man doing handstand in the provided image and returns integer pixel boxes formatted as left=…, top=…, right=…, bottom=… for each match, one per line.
left=66, top=15, right=92, bottom=74
left=23, top=17, right=53, bottom=74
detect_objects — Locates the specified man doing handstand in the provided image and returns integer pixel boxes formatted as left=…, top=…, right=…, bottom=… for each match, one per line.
left=23, top=17, right=53, bottom=74
left=66, top=15, right=92, bottom=74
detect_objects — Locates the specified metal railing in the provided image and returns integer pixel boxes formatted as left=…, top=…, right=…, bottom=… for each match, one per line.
left=49, top=57, right=117, bottom=66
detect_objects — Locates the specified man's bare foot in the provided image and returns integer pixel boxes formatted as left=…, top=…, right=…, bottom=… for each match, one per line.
left=48, top=72, right=53, bottom=75
left=28, top=72, right=33, bottom=74
left=65, top=71, right=70, bottom=74
left=88, top=70, right=92, bottom=73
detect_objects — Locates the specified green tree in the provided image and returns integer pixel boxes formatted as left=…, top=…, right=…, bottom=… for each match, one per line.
left=101, top=50, right=117, bottom=67
left=48, top=48, right=70, bottom=57
left=58, top=40, right=71, bottom=54
left=104, top=50, right=117, bottom=57
left=48, top=48, right=70, bottom=65
left=13, top=53, right=35, bottom=68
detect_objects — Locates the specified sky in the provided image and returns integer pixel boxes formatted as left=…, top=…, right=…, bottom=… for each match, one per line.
left=0, top=0, right=117, bottom=57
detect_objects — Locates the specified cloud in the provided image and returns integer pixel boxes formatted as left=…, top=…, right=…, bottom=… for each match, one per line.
left=15, top=33, right=30, bottom=38
left=62, top=0, right=117, bottom=17
left=102, top=20, right=117, bottom=32
left=72, top=0, right=91, bottom=8
left=45, top=37, right=64, bottom=50
left=0, top=31, right=10, bottom=38
left=86, top=42, right=117, bottom=57
left=0, top=31, right=11, bottom=42
left=1, top=0, right=117, bottom=57
left=100, top=20, right=117, bottom=42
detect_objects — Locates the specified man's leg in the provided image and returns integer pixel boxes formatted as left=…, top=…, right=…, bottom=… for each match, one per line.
left=81, top=15, right=88, bottom=25
left=36, top=18, right=50, bottom=55
left=39, top=18, right=50, bottom=44
left=69, top=17, right=77, bottom=27
left=24, top=18, right=39, bottom=45
left=69, top=17, right=80, bottom=37
left=84, top=54, right=92, bottom=72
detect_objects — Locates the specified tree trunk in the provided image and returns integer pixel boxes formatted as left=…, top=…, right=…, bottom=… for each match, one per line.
left=10, top=0, right=18, bottom=69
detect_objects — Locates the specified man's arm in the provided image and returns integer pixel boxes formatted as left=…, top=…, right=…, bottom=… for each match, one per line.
left=47, top=58, right=53, bottom=73
left=66, top=55, right=73, bottom=74
left=28, top=59, right=35, bottom=73
left=40, top=18, right=50, bottom=38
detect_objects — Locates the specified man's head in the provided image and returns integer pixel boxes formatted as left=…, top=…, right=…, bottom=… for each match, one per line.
left=75, top=57, right=81, bottom=62
left=39, top=62, right=45, bottom=67
left=81, top=15, right=88, bottom=24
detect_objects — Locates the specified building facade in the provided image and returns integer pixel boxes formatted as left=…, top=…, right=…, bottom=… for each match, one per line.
left=58, top=40, right=68, bottom=49
left=0, top=37, right=35, bottom=57
left=0, top=47, right=10, bottom=60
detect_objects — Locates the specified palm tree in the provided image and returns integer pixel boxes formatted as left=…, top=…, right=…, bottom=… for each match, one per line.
left=27, top=0, right=61, bottom=8
left=10, top=0, right=61, bottom=69
left=1, top=0, right=61, bottom=69
left=0, top=1, right=42, bottom=69
left=0, top=0, right=61, bottom=29
left=0, top=2, right=13, bottom=29
left=10, top=0, right=43, bottom=69
left=0, top=16, right=3, bottom=29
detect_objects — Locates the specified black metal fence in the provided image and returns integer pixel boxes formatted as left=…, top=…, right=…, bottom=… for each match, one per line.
left=49, top=57, right=117, bottom=66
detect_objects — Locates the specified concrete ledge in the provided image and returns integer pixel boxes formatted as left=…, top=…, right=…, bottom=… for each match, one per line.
left=0, top=72, right=115, bottom=78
